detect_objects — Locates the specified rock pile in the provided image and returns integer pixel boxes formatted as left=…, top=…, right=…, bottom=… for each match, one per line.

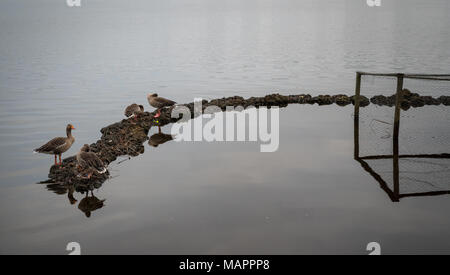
left=40, top=91, right=448, bottom=191
left=370, top=89, right=449, bottom=110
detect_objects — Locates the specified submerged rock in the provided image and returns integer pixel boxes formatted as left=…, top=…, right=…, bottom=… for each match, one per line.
left=351, top=95, right=370, bottom=107
left=333, top=94, right=351, bottom=106
left=439, top=96, right=450, bottom=106
left=421, top=96, right=441, bottom=106
left=370, top=95, right=396, bottom=107
left=369, top=89, right=445, bottom=109
left=312, top=95, right=334, bottom=105
left=263, top=93, right=290, bottom=107
left=400, top=100, right=411, bottom=111
left=370, top=95, right=388, bottom=106
left=410, top=96, right=426, bottom=108
left=401, top=89, right=420, bottom=100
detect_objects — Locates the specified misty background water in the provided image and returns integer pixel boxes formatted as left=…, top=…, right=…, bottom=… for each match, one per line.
left=0, top=0, right=449, bottom=254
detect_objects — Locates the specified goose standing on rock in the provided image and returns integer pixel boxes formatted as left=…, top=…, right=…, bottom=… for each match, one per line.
left=76, top=144, right=108, bottom=178
left=34, top=124, right=76, bottom=166
left=124, top=103, right=144, bottom=122
left=147, top=93, right=176, bottom=118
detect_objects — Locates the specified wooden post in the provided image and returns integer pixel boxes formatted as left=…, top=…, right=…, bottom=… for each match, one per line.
left=392, top=73, right=404, bottom=202
left=354, top=72, right=362, bottom=159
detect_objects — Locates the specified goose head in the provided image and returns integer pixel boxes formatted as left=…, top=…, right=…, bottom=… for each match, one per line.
left=147, top=93, right=158, bottom=100
left=66, top=124, right=76, bottom=131
left=80, top=144, right=90, bottom=152
left=66, top=124, right=76, bottom=137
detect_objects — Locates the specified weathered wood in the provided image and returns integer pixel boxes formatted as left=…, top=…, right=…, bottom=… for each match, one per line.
left=354, top=72, right=362, bottom=159
left=393, top=74, right=404, bottom=200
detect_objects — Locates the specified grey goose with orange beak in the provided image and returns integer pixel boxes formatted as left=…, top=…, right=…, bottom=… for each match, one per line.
left=147, top=93, right=176, bottom=118
left=34, top=124, right=76, bottom=166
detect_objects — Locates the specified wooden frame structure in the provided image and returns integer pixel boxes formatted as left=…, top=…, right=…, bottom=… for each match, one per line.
left=353, top=72, right=450, bottom=202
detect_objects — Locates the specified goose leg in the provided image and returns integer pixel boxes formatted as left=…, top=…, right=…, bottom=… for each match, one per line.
left=54, top=155, right=58, bottom=166
left=68, top=186, right=77, bottom=205
left=154, top=109, right=161, bottom=118
left=59, top=154, right=62, bottom=166
left=158, top=126, right=161, bottom=133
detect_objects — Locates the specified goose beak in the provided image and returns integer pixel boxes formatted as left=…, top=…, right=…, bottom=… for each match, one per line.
left=71, top=126, right=76, bottom=130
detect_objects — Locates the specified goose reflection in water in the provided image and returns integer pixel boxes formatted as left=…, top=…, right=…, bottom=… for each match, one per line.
left=39, top=180, right=106, bottom=218
left=78, top=191, right=106, bottom=218
left=67, top=185, right=78, bottom=205
left=148, top=128, right=174, bottom=148
left=36, top=129, right=175, bottom=218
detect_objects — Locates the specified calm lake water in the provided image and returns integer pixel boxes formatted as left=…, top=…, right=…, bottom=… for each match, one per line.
left=0, top=0, right=449, bottom=254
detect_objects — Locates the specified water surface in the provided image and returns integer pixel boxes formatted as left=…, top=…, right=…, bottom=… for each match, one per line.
left=0, top=0, right=449, bottom=254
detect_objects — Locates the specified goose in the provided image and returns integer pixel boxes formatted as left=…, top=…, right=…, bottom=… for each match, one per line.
left=124, top=103, right=144, bottom=122
left=34, top=124, right=76, bottom=166
left=76, top=144, right=107, bottom=178
left=147, top=93, right=176, bottom=118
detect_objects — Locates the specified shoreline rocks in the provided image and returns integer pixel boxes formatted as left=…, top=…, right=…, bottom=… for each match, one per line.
left=369, top=89, right=448, bottom=109
left=39, top=91, right=449, bottom=192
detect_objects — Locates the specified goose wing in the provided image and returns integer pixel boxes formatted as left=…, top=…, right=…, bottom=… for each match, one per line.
left=125, top=104, right=139, bottom=117
left=80, top=151, right=106, bottom=172
left=154, top=97, right=176, bottom=108
left=35, top=137, right=67, bottom=153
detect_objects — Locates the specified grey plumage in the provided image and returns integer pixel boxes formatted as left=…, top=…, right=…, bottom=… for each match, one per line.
left=147, top=93, right=176, bottom=109
left=76, top=144, right=107, bottom=174
left=124, top=103, right=144, bottom=118
left=34, top=124, right=75, bottom=155
left=34, top=124, right=76, bottom=165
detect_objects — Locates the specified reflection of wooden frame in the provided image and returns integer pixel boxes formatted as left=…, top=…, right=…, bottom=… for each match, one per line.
left=353, top=72, right=450, bottom=202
